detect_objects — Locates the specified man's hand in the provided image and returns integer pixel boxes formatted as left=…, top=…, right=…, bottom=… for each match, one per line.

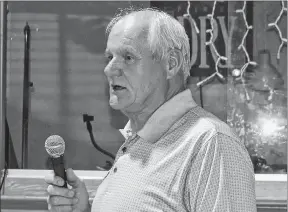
left=45, top=168, right=91, bottom=212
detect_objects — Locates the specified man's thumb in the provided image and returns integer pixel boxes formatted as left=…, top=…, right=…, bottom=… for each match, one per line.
left=66, top=168, right=82, bottom=188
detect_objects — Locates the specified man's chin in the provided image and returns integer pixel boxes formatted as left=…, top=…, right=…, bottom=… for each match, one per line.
left=109, top=100, right=129, bottom=110
left=109, top=93, right=133, bottom=110
left=109, top=103, right=124, bottom=110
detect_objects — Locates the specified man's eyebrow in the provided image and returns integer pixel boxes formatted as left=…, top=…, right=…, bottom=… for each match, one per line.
left=105, top=46, right=141, bottom=57
left=120, top=46, right=140, bottom=55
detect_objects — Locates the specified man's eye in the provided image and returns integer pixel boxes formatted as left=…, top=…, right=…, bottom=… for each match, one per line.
left=125, top=55, right=134, bottom=62
left=107, top=55, right=113, bottom=61
left=105, top=55, right=113, bottom=65
left=126, top=55, right=132, bottom=60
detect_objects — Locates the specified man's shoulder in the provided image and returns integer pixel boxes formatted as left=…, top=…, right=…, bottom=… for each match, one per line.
left=178, top=107, right=250, bottom=163
left=180, top=106, right=240, bottom=143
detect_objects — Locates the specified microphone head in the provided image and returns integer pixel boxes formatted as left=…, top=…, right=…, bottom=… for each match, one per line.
left=45, top=135, right=65, bottom=158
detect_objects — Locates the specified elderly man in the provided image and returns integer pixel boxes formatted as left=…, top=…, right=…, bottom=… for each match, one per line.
left=45, top=8, right=257, bottom=212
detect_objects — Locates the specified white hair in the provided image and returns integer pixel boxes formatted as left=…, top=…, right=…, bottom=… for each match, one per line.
left=106, top=7, right=191, bottom=85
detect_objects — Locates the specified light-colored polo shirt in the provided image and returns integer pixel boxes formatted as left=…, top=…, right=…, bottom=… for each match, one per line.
left=91, top=89, right=257, bottom=212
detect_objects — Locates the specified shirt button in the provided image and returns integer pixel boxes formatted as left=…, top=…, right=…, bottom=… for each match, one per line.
left=122, top=147, right=127, bottom=153
left=114, top=167, right=117, bottom=173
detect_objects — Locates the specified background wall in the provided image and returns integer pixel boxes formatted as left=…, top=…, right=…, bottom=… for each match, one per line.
left=6, top=1, right=149, bottom=170
left=5, top=1, right=287, bottom=170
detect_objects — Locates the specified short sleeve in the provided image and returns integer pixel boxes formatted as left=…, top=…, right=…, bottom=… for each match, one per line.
left=187, top=133, right=257, bottom=212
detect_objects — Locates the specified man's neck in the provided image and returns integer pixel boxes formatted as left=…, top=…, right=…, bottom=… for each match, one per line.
left=123, top=85, right=185, bottom=133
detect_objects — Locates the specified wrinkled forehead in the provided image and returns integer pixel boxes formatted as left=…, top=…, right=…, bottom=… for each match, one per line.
left=107, top=14, right=150, bottom=49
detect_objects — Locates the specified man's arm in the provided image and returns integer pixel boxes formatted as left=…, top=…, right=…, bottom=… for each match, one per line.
left=187, top=133, right=257, bottom=212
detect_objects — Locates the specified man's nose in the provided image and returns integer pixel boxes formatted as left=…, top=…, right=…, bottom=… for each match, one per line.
left=104, top=61, right=122, bottom=77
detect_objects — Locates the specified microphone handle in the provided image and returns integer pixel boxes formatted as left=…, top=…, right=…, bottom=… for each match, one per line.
left=51, top=155, right=67, bottom=188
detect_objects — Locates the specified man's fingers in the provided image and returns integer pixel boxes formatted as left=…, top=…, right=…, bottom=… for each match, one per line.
left=45, top=171, right=65, bottom=187
left=48, top=195, right=78, bottom=206
left=48, top=205, right=73, bottom=212
left=66, top=168, right=82, bottom=188
left=47, top=185, right=75, bottom=197
left=45, top=169, right=82, bottom=188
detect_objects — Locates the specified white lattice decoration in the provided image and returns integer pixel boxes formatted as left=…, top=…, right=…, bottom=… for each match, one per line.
left=183, top=1, right=285, bottom=89
left=196, top=0, right=227, bottom=87
left=183, top=1, right=200, bottom=34
left=233, top=1, right=257, bottom=100
left=267, top=0, right=287, bottom=59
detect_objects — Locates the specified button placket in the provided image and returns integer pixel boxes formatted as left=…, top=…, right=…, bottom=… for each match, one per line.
left=120, top=131, right=137, bottom=155
left=112, top=132, right=138, bottom=175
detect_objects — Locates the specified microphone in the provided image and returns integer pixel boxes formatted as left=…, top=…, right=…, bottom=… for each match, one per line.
left=45, top=135, right=67, bottom=188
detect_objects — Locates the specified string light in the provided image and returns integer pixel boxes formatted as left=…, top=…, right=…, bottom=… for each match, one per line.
left=183, top=1, right=200, bottom=34
left=233, top=1, right=257, bottom=101
left=197, top=0, right=227, bottom=87
left=267, top=0, right=287, bottom=59
left=185, top=0, right=283, bottom=90
left=235, top=1, right=257, bottom=79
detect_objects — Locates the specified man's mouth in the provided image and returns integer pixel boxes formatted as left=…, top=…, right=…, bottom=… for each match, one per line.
left=112, top=84, right=126, bottom=91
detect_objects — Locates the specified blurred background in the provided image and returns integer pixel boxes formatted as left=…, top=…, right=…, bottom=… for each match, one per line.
left=3, top=1, right=287, bottom=173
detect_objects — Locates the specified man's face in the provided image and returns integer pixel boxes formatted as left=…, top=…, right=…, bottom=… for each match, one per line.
left=104, top=15, right=166, bottom=112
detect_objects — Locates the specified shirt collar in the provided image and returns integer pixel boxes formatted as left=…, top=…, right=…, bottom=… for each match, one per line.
left=119, top=89, right=197, bottom=143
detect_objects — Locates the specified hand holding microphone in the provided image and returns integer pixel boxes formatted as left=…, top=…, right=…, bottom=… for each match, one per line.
left=44, top=135, right=90, bottom=212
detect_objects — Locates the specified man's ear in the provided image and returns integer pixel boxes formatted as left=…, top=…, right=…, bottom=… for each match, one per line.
left=166, top=49, right=183, bottom=79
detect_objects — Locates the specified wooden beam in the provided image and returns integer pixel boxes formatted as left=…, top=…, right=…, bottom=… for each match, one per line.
left=0, top=5, right=8, bottom=208
left=0, top=0, right=8, bottom=178
left=1, top=169, right=107, bottom=196
left=0, top=169, right=287, bottom=211
left=1, top=169, right=107, bottom=210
